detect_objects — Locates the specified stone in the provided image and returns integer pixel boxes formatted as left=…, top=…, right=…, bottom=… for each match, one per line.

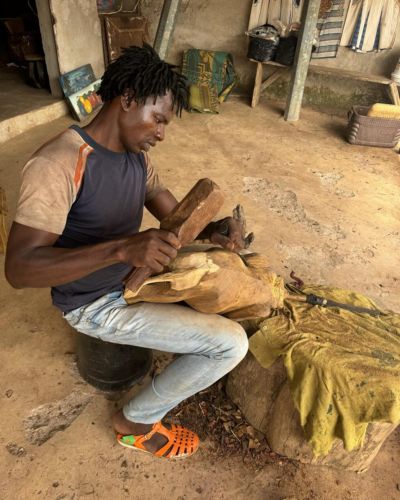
left=24, top=390, right=93, bottom=445
left=6, top=443, right=26, bottom=457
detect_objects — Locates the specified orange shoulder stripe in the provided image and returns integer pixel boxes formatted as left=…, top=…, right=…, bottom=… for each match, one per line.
left=73, top=143, right=93, bottom=190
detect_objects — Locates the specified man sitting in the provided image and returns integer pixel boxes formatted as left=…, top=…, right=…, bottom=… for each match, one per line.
left=5, top=44, right=248, bottom=459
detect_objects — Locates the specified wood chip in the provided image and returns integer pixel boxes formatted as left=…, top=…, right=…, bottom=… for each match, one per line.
left=246, top=425, right=255, bottom=438
left=169, top=380, right=285, bottom=468
left=248, top=439, right=256, bottom=449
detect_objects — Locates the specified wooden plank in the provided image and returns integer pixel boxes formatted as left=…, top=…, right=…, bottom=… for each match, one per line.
left=154, top=0, right=181, bottom=60
left=260, top=68, right=288, bottom=92
left=250, top=59, right=394, bottom=85
left=259, top=0, right=270, bottom=26
left=284, top=0, right=321, bottom=121
left=248, top=0, right=264, bottom=30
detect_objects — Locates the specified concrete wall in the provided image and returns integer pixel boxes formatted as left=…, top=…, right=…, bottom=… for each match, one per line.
left=141, top=0, right=400, bottom=109
left=49, top=0, right=104, bottom=79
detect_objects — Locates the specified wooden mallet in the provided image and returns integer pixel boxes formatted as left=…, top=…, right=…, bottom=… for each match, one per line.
left=124, top=178, right=224, bottom=293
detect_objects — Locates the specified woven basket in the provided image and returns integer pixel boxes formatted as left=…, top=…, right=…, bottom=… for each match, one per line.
left=347, top=106, right=400, bottom=148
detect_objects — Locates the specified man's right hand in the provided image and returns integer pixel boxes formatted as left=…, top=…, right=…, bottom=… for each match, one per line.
left=120, top=229, right=181, bottom=273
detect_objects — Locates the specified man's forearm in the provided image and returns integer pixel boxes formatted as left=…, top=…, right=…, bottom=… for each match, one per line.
left=6, top=239, right=125, bottom=288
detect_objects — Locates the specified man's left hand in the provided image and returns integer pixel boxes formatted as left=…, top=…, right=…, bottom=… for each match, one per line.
left=208, top=217, right=246, bottom=252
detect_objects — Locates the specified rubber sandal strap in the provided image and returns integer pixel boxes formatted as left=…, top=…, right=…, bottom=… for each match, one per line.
left=154, top=423, right=199, bottom=458
left=117, top=421, right=161, bottom=451
left=117, top=421, right=199, bottom=459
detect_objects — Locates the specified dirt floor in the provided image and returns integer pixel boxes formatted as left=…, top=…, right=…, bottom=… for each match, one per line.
left=0, top=96, right=399, bottom=500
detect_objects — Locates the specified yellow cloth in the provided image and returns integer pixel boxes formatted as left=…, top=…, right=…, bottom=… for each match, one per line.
left=367, top=103, right=400, bottom=119
left=249, top=285, right=400, bottom=456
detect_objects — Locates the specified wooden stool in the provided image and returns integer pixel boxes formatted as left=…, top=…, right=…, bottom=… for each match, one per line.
left=24, top=55, right=48, bottom=89
left=226, top=352, right=397, bottom=472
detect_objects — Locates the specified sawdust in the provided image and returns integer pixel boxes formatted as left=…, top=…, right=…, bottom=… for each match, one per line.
left=313, top=171, right=344, bottom=187
left=312, top=171, right=355, bottom=198
left=167, top=380, right=292, bottom=470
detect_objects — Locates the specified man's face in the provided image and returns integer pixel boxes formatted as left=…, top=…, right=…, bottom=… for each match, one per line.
left=118, top=91, right=175, bottom=154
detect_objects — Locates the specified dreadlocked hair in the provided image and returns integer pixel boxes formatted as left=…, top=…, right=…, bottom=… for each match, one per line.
left=97, top=43, right=189, bottom=116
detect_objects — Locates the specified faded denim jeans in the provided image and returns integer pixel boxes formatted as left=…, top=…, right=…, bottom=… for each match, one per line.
left=64, top=291, right=248, bottom=424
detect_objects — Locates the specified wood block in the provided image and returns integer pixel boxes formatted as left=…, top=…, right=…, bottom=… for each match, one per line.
left=160, top=178, right=224, bottom=245
left=125, top=178, right=224, bottom=293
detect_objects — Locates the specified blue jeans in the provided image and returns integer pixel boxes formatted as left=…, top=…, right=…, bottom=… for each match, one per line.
left=64, top=291, right=248, bottom=424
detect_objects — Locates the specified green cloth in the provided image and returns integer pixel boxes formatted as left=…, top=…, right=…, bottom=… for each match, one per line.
left=188, top=83, right=220, bottom=114
left=249, top=285, right=400, bottom=456
left=182, top=49, right=237, bottom=113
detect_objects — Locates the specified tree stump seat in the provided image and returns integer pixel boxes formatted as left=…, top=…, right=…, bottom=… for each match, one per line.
left=226, top=352, right=397, bottom=472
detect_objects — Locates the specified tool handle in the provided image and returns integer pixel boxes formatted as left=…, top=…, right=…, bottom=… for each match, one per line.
left=124, top=266, right=153, bottom=293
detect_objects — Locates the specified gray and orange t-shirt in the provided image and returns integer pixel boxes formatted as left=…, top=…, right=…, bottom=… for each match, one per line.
left=15, top=125, right=166, bottom=312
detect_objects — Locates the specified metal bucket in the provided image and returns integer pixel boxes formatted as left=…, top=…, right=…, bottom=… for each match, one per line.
left=76, top=331, right=153, bottom=391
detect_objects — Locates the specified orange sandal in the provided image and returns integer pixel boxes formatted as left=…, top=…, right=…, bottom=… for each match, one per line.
left=116, top=421, right=199, bottom=459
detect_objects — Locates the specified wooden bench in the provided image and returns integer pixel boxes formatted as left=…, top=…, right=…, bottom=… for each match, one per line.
left=250, top=59, right=400, bottom=108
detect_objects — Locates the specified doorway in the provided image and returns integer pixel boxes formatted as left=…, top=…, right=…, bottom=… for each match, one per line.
left=0, top=0, right=56, bottom=123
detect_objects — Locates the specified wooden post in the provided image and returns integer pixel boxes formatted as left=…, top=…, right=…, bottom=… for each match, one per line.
left=388, top=81, right=400, bottom=106
left=251, top=63, right=263, bottom=108
left=153, top=0, right=181, bottom=60
left=0, top=188, right=8, bottom=254
left=284, top=0, right=321, bottom=122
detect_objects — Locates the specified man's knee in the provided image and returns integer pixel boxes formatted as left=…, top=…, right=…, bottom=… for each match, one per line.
left=218, top=321, right=249, bottom=361
left=232, top=323, right=249, bottom=360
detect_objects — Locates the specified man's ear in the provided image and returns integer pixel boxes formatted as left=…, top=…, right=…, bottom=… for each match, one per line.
left=120, top=92, right=136, bottom=112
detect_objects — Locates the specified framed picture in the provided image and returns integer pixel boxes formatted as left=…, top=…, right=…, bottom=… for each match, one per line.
left=59, top=64, right=96, bottom=97
left=67, top=79, right=103, bottom=121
